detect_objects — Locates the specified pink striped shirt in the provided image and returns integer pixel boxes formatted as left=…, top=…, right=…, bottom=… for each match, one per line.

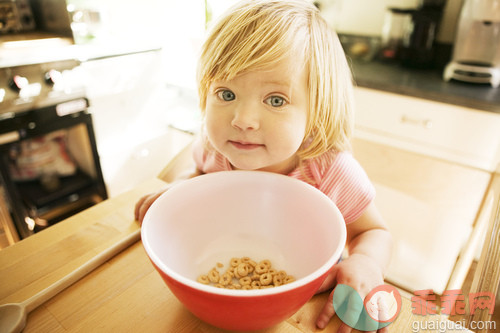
left=193, top=139, right=375, bottom=224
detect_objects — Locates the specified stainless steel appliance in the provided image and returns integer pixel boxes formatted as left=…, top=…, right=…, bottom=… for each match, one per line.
left=0, top=59, right=107, bottom=239
left=444, top=0, right=500, bottom=87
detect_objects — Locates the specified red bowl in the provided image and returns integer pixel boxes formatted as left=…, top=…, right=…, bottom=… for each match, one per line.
left=141, top=171, right=346, bottom=331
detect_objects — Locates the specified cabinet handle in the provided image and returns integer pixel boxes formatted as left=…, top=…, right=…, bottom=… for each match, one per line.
left=400, top=115, right=433, bottom=129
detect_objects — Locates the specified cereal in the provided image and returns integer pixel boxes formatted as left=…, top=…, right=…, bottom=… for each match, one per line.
left=197, top=275, right=209, bottom=284
left=259, top=273, right=273, bottom=286
left=236, top=263, right=249, bottom=277
left=219, top=273, right=232, bottom=286
left=208, top=269, right=220, bottom=283
left=196, top=256, right=295, bottom=290
left=251, top=280, right=261, bottom=288
left=230, top=257, right=242, bottom=267
left=255, top=262, right=268, bottom=274
left=273, top=275, right=283, bottom=286
left=239, top=276, right=252, bottom=285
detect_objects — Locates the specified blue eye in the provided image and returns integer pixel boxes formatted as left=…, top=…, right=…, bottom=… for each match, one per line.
left=266, top=96, right=286, bottom=107
left=217, top=90, right=235, bottom=101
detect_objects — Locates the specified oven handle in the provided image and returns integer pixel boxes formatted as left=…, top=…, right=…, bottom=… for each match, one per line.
left=0, top=131, right=20, bottom=145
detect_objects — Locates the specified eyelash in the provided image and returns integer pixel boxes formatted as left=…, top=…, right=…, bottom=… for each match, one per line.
left=216, top=89, right=235, bottom=101
left=265, top=96, right=287, bottom=108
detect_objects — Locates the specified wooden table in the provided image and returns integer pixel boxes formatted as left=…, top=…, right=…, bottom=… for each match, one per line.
left=0, top=178, right=471, bottom=332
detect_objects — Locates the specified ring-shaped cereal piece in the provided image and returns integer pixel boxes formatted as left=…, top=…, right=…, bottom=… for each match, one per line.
left=284, top=276, right=295, bottom=284
left=239, top=276, right=252, bottom=285
left=197, top=275, right=209, bottom=284
left=251, top=280, right=261, bottom=288
left=259, top=273, right=273, bottom=286
left=273, top=275, right=283, bottom=286
left=230, top=257, right=242, bottom=267
left=208, top=269, right=220, bottom=283
left=260, top=259, right=272, bottom=268
left=219, top=273, right=232, bottom=286
left=242, top=284, right=252, bottom=290
left=277, top=270, right=287, bottom=279
left=236, top=263, right=249, bottom=277
left=255, top=263, right=268, bottom=274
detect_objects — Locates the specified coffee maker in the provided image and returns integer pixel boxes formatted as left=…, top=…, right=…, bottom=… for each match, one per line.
left=444, top=0, right=500, bottom=88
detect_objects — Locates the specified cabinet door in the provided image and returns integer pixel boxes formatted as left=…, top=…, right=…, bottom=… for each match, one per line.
left=352, top=138, right=491, bottom=294
left=354, top=87, right=500, bottom=172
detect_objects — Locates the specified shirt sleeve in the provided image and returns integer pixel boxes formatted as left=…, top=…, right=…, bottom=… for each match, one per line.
left=316, top=151, right=375, bottom=224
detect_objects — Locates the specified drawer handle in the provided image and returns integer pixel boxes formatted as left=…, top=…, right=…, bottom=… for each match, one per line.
left=400, top=115, right=433, bottom=129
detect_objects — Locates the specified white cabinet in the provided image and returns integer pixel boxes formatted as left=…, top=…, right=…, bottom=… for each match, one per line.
left=352, top=87, right=499, bottom=294
left=354, top=87, right=500, bottom=173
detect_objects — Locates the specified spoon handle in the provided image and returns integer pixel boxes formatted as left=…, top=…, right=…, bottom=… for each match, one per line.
left=22, top=229, right=141, bottom=313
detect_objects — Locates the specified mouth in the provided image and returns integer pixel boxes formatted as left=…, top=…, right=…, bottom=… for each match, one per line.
left=229, top=140, right=264, bottom=150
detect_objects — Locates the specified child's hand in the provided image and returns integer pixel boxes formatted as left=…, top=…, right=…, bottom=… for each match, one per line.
left=315, top=253, right=388, bottom=332
left=134, top=189, right=167, bottom=223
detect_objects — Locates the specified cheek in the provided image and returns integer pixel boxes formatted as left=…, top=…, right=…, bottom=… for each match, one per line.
left=205, top=108, right=228, bottom=141
left=280, top=115, right=307, bottom=148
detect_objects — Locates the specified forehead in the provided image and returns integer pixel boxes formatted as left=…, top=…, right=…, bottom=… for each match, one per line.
left=213, top=56, right=308, bottom=88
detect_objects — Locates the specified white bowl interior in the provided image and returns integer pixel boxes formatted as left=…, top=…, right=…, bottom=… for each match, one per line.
left=142, top=171, right=346, bottom=291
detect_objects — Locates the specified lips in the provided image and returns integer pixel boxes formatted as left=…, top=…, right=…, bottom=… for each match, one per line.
left=229, top=140, right=264, bottom=150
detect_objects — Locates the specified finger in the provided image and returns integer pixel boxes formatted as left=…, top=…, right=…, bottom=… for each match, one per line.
left=316, top=288, right=336, bottom=329
left=342, top=290, right=363, bottom=327
left=337, top=322, right=353, bottom=333
left=378, top=325, right=390, bottom=332
left=134, top=195, right=147, bottom=221
left=138, top=195, right=155, bottom=223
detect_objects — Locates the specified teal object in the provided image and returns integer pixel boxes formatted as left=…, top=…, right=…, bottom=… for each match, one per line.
left=332, top=284, right=393, bottom=331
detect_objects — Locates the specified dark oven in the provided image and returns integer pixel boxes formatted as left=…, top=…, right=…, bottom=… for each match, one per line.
left=0, top=59, right=107, bottom=240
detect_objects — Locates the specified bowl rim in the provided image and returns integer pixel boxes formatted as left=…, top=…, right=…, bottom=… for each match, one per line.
left=141, top=170, right=347, bottom=297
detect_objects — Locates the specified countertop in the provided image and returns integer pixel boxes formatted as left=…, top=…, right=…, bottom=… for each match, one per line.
left=0, top=177, right=471, bottom=332
left=0, top=40, right=161, bottom=69
left=350, top=59, right=500, bottom=114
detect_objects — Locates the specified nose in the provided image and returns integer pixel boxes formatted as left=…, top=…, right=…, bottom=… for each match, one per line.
left=231, top=103, right=260, bottom=131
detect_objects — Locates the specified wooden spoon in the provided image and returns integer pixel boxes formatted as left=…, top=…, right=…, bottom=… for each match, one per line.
left=0, top=229, right=141, bottom=333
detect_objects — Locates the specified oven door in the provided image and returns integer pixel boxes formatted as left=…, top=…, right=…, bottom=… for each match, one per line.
left=0, top=98, right=107, bottom=238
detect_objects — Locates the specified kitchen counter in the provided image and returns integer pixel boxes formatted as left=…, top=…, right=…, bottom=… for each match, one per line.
left=350, top=59, right=500, bottom=114
left=0, top=177, right=471, bottom=332
left=0, top=40, right=161, bottom=69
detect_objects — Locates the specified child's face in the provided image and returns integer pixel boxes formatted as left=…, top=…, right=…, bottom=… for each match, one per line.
left=205, top=57, right=308, bottom=174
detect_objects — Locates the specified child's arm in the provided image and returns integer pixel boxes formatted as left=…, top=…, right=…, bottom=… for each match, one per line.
left=134, top=167, right=203, bottom=223
left=315, top=202, right=393, bottom=331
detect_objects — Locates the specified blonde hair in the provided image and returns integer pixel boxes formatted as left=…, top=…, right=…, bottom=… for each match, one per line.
left=197, top=0, right=354, bottom=159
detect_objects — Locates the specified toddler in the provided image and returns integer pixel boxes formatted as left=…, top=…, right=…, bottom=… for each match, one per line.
left=135, top=0, right=392, bottom=331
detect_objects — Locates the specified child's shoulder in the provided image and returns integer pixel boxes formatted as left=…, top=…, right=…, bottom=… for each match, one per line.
left=308, top=149, right=356, bottom=170
left=303, top=149, right=368, bottom=183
